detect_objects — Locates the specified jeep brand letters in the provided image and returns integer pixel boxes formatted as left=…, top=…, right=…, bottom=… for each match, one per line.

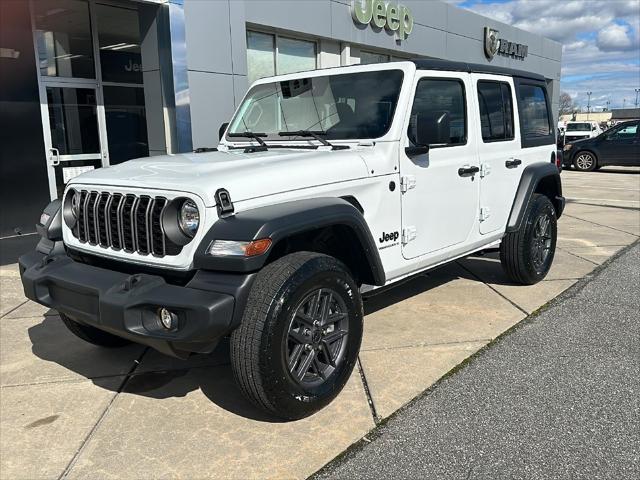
left=484, top=27, right=528, bottom=60
left=351, top=0, right=413, bottom=40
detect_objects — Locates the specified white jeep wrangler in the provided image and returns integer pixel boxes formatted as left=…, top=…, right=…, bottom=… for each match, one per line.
left=20, top=60, right=564, bottom=420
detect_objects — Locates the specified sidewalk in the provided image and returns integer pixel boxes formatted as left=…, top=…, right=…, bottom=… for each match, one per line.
left=315, top=243, right=640, bottom=480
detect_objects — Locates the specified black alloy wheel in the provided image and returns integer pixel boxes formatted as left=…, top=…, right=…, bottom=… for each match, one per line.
left=285, top=288, right=349, bottom=387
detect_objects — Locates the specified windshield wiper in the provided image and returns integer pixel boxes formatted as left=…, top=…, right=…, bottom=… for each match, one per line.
left=278, top=130, right=348, bottom=150
left=227, top=131, right=268, bottom=152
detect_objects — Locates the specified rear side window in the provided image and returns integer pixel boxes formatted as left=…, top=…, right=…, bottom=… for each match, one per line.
left=409, top=78, right=466, bottom=147
left=477, top=81, right=514, bottom=142
left=518, top=84, right=551, bottom=139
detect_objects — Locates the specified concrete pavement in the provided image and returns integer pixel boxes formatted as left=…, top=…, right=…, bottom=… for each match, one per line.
left=314, top=242, right=640, bottom=480
left=1, top=167, right=638, bottom=479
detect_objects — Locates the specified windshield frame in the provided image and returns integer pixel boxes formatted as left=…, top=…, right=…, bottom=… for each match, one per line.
left=222, top=62, right=414, bottom=147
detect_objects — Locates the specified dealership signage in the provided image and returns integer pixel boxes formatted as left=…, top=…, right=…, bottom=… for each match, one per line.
left=484, top=27, right=528, bottom=60
left=351, top=0, right=413, bottom=40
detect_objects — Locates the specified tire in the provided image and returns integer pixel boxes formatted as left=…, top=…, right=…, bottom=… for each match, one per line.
left=573, top=151, right=597, bottom=171
left=500, top=194, right=557, bottom=285
left=230, top=252, right=363, bottom=420
left=60, top=313, right=132, bottom=347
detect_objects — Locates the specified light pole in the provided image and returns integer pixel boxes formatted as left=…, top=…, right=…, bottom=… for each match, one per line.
left=635, top=88, right=640, bottom=108
left=606, top=100, right=610, bottom=111
left=586, top=91, right=592, bottom=119
left=623, top=98, right=627, bottom=109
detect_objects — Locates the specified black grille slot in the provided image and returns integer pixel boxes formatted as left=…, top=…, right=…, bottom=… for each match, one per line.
left=70, top=190, right=181, bottom=258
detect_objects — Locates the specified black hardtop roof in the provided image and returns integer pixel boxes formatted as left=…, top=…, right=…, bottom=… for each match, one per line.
left=410, top=59, right=546, bottom=82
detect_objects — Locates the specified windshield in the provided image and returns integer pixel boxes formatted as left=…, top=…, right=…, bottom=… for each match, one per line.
left=566, top=123, right=592, bottom=131
left=227, top=70, right=404, bottom=141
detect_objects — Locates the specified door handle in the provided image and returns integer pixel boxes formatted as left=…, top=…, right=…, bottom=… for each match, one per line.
left=458, top=165, right=479, bottom=177
left=49, top=148, right=60, bottom=167
left=505, top=158, right=522, bottom=168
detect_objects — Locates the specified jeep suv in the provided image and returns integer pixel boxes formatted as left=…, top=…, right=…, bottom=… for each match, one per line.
left=20, top=60, right=564, bottom=420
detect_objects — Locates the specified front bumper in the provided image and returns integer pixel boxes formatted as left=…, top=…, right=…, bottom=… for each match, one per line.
left=19, top=250, right=247, bottom=358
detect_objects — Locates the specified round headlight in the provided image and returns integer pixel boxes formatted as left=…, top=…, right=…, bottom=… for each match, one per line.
left=178, top=199, right=199, bottom=237
left=63, top=189, right=79, bottom=228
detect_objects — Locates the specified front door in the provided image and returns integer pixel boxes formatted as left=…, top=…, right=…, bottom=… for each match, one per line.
left=400, top=72, right=479, bottom=260
left=41, top=83, right=108, bottom=198
left=599, top=121, right=639, bottom=164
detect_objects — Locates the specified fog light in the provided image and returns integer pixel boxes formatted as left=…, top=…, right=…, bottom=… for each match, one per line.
left=158, top=308, right=178, bottom=330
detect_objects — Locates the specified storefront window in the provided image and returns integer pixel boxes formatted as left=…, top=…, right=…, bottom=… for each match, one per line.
left=277, top=37, right=316, bottom=76
left=103, top=86, right=149, bottom=164
left=247, top=31, right=317, bottom=85
left=247, top=31, right=275, bottom=85
left=360, top=51, right=390, bottom=64
left=96, top=4, right=143, bottom=84
left=34, top=0, right=95, bottom=78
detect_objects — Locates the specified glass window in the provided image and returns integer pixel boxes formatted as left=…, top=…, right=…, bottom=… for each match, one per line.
left=34, top=0, right=95, bottom=78
left=228, top=70, right=404, bottom=141
left=518, top=84, right=551, bottom=138
left=566, top=123, right=592, bottom=131
left=103, top=86, right=149, bottom=164
left=408, top=79, right=466, bottom=146
left=247, top=31, right=275, bottom=85
left=278, top=37, right=316, bottom=76
left=361, top=51, right=390, bottom=64
left=610, top=122, right=638, bottom=139
left=46, top=87, right=100, bottom=154
left=96, top=4, right=143, bottom=84
left=478, top=81, right=514, bottom=142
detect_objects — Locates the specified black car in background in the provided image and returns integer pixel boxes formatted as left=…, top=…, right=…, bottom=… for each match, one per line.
left=563, top=120, right=640, bottom=171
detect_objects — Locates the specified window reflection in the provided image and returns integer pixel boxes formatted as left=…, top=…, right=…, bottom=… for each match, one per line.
left=103, top=86, right=149, bottom=164
left=96, top=4, right=143, bottom=84
left=34, top=0, right=95, bottom=78
left=47, top=87, right=100, bottom=154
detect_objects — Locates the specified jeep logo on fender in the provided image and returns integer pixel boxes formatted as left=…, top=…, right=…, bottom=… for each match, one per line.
left=351, top=0, right=413, bottom=40
left=379, top=231, right=399, bottom=243
left=484, top=27, right=528, bottom=60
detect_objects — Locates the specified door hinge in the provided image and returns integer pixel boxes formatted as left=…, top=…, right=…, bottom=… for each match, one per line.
left=479, top=207, right=491, bottom=222
left=400, top=175, right=416, bottom=193
left=480, top=163, right=491, bottom=178
left=402, top=226, right=417, bottom=244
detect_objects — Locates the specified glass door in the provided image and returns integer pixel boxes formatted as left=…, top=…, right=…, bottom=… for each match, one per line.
left=41, top=83, right=108, bottom=198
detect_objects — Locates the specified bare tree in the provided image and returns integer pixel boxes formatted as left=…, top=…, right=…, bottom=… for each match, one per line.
left=559, top=92, right=575, bottom=115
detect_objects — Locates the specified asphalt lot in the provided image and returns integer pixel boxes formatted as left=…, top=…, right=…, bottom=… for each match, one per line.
left=1, top=167, right=639, bottom=479
left=315, top=242, right=639, bottom=480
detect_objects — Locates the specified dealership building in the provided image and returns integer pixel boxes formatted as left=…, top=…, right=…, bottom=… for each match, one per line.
left=0, top=0, right=562, bottom=239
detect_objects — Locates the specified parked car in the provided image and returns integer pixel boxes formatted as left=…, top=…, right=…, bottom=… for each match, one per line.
left=19, top=60, right=564, bottom=420
left=563, top=120, right=640, bottom=171
left=563, top=120, right=602, bottom=145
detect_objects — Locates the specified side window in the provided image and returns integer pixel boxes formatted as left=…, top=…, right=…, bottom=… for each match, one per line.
left=408, top=78, right=466, bottom=147
left=518, top=84, right=551, bottom=139
left=477, top=81, right=514, bottom=142
left=611, top=123, right=638, bottom=139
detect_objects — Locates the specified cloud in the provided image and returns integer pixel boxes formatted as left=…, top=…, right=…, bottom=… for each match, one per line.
left=458, top=0, right=640, bottom=109
left=597, top=23, right=637, bottom=51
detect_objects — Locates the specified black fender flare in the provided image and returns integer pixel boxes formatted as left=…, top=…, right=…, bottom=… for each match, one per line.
left=193, top=197, right=386, bottom=285
left=506, top=162, right=565, bottom=233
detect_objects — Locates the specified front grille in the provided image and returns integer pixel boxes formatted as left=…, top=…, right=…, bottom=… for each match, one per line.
left=71, top=190, right=181, bottom=257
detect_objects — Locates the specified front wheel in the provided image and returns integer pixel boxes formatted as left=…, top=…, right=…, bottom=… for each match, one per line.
left=574, top=151, right=597, bottom=171
left=230, top=252, right=363, bottom=420
left=500, top=194, right=557, bottom=285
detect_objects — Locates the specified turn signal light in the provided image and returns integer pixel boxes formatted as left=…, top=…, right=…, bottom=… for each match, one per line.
left=206, top=238, right=272, bottom=257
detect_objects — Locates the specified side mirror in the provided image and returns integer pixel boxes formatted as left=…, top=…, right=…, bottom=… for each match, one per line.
left=219, top=122, right=229, bottom=141
left=406, top=111, right=450, bottom=157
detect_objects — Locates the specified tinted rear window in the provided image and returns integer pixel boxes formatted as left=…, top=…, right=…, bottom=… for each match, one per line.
left=518, top=84, right=551, bottom=139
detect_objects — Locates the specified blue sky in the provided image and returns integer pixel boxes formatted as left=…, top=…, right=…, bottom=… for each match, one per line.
left=447, top=0, right=640, bottom=110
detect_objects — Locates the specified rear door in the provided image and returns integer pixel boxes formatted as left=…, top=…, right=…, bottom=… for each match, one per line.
left=473, top=75, right=522, bottom=235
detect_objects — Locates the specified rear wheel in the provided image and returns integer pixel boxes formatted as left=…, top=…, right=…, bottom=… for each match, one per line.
left=574, top=151, right=597, bottom=171
left=230, top=252, right=363, bottom=420
left=500, top=194, right=557, bottom=285
left=60, top=314, right=131, bottom=347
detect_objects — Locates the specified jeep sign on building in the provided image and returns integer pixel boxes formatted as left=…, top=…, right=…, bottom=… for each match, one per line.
left=0, top=0, right=561, bottom=239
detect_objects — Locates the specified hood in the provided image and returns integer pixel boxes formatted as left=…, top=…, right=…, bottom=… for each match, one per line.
left=68, top=148, right=369, bottom=206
